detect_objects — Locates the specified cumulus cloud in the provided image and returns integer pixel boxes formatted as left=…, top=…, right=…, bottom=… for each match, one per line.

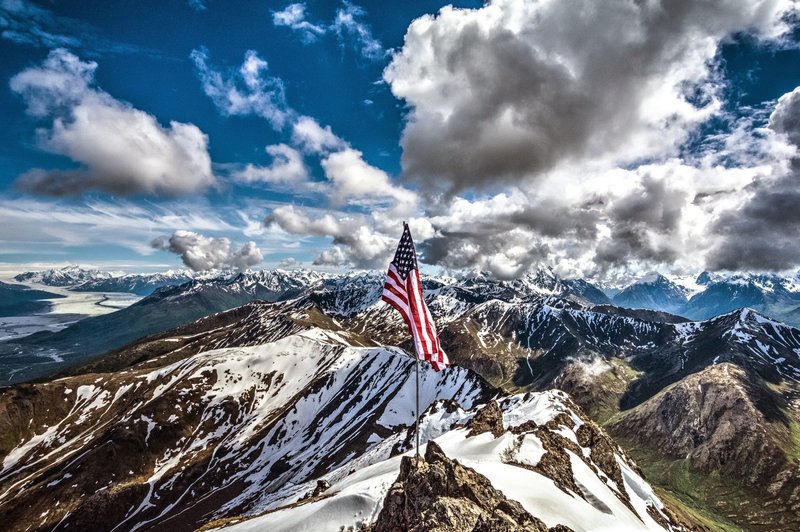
left=291, top=115, right=346, bottom=154
left=272, top=3, right=326, bottom=43
left=384, top=0, right=797, bottom=193
left=321, top=148, right=417, bottom=216
left=278, top=256, right=301, bottom=268
left=191, top=48, right=291, bottom=129
left=265, top=205, right=396, bottom=267
left=10, top=48, right=216, bottom=197
left=232, top=144, right=309, bottom=185
left=272, top=1, right=385, bottom=61
left=151, top=230, right=262, bottom=271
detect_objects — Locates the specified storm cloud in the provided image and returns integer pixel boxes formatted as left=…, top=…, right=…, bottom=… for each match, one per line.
left=707, top=86, right=800, bottom=271
left=385, top=0, right=796, bottom=193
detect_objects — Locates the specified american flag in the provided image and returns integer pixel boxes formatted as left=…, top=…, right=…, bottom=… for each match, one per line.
left=381, top=223, right=450, bottom=371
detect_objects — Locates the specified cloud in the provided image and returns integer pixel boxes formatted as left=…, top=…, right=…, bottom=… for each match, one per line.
left=272, top=3, right=326, bottom=43
left=10, top=49, right=216, bottom=197
left=151, top=230, right=262, bottom=271
left=1, top=0, right=157, bottom=55
left=192, top=51, right=418, bottom=214
left=278, top=256, right=301, bottom=268
left=191, top=48, right=291, bottom=129
left=188, top=0, right=207, bottom=11
left=265, top=205, right=395, bottom=267
left=321, top=148, right=417, bottom=216
left=313, top=246, right=348, bottom=266
left=272, top=1, right=385, bottom=61
left=291, top=115, right=346, bottom=154
left=706, top=87, right=800, bottom=271
left=232, top=144, right=309, bottom=185
left=384, top=0, right=797, bottom=194
left=0, top=197, right=238, bottom=256
left=331, top=1, right=386, bottom=61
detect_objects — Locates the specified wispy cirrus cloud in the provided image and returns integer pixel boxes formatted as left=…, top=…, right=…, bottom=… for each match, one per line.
left=272, top=1, right=386, bottom=61
left=0, top=197, right=238, bottom=256
left=272, top=3, right=326, bottom=44
left=10, top=49, right=216, bottom=197
left=1, top=0, right=160, bottom=56
left=193, top=48, right=417, bottom=216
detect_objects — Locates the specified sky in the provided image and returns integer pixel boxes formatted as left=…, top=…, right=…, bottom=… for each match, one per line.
left=2, top=0, right=800, bottom=281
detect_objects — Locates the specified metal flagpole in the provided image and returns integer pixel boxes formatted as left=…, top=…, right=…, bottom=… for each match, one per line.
left=415, top=353, right=420, bottom=459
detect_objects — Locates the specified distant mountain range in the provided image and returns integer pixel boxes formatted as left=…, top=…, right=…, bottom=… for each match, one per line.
left=611, top=272, right=800, bottom=328
left=14, top=266, right=220, bottom=296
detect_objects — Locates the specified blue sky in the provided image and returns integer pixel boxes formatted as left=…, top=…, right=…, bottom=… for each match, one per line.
left=2, top=0, right=800, bottom=280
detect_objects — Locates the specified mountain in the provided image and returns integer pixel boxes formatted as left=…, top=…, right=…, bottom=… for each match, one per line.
left=0, top=271, right=328, bottom=385
left=612, top=274, right=689, bottom=314
left=212, top=396, right=687, bottom=532
left=0, top=308, right=686, bottom=530
left=612, top=271, right=800, bottom=328
left=0, top=282, right=64, bottom=317
left=69, top=270, right=196, bottom=295
left=13, top=265, right=113, bottom=286
left=683, top=273, right=800, bottom=327
left=4, top=265, right=800, bottom=528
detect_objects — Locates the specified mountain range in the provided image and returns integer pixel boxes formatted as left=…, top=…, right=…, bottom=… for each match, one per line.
left=3, top=265, right=800, bottom=528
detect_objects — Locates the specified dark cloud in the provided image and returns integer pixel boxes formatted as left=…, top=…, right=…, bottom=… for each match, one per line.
left=385, top=0, right=795, bottom=193
left=707, top=87, right=800, bottom=271
left=593, top=177, right=687, bottom=267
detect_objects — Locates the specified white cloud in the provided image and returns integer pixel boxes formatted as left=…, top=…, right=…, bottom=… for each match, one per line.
left=313, top=246, right=348, bottom=266
left=278, top=256, right=301, bottom=268
left=320, top=148, right=417, bottom=216
left=0, top=197, right=238, bottom=257
left=191, top=48, right=291, bottom=130
left=151, top=230, right=262, bottom=271
left=10, top=48, right=216, bottom=197
left=265, top=205, right=396, bottom=267
left=384, top=0, right=797, bottom=193
left=272, top=1, right=385, bottom=61
left=232, top=144, right=309, bottom=185
left=272, top=3, right=327, bottom=43
left=331, top=1, right=386, bottom=61
left=291, top=115, right=346, bottom=154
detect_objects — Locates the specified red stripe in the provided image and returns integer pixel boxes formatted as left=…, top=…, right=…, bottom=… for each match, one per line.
left=381, top=293, right=412, bottom=328
left=406, top=272, right=432, bottom=356
left=382, top=282, right=408, bottom=305
left=411, top=269, right=438, bottom=355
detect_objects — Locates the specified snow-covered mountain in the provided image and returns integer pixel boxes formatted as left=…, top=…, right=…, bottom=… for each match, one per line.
left=612, top=274, right=690, bottom=314
left=216, top=393, right=682, bottom=532
left=4, top=265, right=800, bottom=528
left=0, top=317, right=683, bottom=531
left=13, top=265, right=113, bottom=286
left=69, top=269, right=197, bottom=295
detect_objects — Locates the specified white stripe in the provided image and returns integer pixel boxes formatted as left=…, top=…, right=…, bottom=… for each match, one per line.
left=408, top=269, right=434, bottom=355
left=381, top=288, right=411, bottom=316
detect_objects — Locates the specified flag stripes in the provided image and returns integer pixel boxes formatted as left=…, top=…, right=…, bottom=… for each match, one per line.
left=381, top=223, right=450, bottom=371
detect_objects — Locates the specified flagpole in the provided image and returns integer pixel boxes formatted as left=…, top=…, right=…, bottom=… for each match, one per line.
left=415, top=352, right=420, bottom=460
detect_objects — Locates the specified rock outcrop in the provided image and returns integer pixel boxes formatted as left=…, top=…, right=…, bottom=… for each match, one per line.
left=371, top=441, right=558, bottom=532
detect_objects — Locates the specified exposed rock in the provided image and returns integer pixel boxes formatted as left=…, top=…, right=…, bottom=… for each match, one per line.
left=370, top=441, right=557, bottom=532
left=465, top=400, right=505, bottom=438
